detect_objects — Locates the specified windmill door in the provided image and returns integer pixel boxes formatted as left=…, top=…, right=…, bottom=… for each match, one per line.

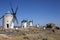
left=7, top=24, right=9, bottom=28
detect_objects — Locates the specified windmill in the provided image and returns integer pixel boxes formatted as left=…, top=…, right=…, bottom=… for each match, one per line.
left=29, top=20, right=33, bottom=27
left=0, top=3, right=18, bottom=29
left=21, top=19, right=28, bottom=28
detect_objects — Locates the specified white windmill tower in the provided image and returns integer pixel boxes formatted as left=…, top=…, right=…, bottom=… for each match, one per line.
left=21, top=20, right=28, bottom=28
left=29, top=20, right=33, bottom=27
left=3, top=11, right=14, bottom=29
left=0, top=4, right=18, bottom=29
left=36, top=24, right=40, bottom=27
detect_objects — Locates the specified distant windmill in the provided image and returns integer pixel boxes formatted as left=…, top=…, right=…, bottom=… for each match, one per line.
left=29, top=20, right=33, bottom=27
left=21, top=20, right=28, bottom=28
left=0, top=3, right=18, bottom=29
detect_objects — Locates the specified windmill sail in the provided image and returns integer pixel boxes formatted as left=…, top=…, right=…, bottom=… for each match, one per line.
left=0, top=15, right=4, bottom=19
left=10, top=3, right=18, bottom=26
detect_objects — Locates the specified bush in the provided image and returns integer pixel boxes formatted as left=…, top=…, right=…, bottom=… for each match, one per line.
left=42, top=38, right=47, bottom=40
left=23, top=36, right=29, bottom=39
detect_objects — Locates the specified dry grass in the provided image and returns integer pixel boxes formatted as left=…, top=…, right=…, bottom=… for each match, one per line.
left=0, top=27, right=60, bottom=40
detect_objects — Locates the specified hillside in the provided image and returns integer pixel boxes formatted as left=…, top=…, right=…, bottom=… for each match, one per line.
left=0, top=27, right=60, bottom=40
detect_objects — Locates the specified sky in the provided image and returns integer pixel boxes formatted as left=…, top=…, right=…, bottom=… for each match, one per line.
left=0, top=0, right=60, bottom=27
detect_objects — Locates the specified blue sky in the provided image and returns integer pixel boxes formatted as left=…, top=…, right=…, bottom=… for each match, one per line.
left=0, top=0, right=60, bottom=27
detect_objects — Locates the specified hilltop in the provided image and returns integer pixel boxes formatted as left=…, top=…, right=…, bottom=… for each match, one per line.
left=0, top=27, right=60, bottom=40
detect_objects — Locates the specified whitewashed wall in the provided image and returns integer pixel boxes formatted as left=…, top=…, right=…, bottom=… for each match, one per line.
left=21, top=22, right=27, bottom=28
left=29, top=22, right=33, bottom=26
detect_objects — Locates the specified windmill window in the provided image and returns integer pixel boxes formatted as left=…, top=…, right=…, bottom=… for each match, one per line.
left=7, top=21, right=8, bottom=22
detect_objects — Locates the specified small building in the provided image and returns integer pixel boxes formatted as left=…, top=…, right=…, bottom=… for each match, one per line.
left=21, top=20, right=28, bottom=28
left=43, top=26, right=46, bottom=30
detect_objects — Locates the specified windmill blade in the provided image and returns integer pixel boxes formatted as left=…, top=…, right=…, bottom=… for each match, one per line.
left=14, top=16, right=18, bottom=24
left=10, top=2, right=14, bottom=13
left=0, top=16, right=4, bottom=19
left=10, top=15, right=18, bottom=26
left=15, top=5, right=18, bottom=15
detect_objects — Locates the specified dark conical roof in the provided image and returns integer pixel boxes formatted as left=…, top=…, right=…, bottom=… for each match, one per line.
left=21, top=20, right=27, bottom=23
left=29, top=20, right=33, bottom=22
